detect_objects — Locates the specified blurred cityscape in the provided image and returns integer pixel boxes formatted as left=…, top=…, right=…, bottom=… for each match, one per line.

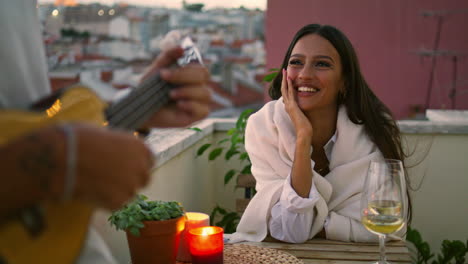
left=38, top=0, right=266, bottom=117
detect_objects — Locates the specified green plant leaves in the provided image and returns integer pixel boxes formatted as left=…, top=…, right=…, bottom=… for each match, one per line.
left=236, top=109, right=253, bottom=131
left=239, top=152, right=249, bottom=161
left=188, top=127, right=202, bottom=132
left=217, top=138, right=229, bottom=144
left=407, top=226, right=467, bottom=264
left=215, top=212, right=240, bottom=234
left=196, top=108, right=255, bottom=233
left=225, top=147, right=239, bottom=160
left=241, top=164, right=251, bottom=174
left=197, top=143, right=212, bottom=156
left=439, top=240, right=467, bottom=264
left=262, top=68, right=280, bottom=83
left=210, top=205, right=240, bottom=234
left=129, top=226, right=140, bottom=236
left=108, top=195, right=184, bottom=237
left=224, top=169, right=237, bottom=185
left=209, top=148, right=223, bottom=160
left=209, top=206, right=227, bottom=226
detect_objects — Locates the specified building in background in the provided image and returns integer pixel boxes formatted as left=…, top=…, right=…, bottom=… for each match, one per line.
left=37, top=2, right=266, bottom=116
left=265, top=0, right=468, bottom=119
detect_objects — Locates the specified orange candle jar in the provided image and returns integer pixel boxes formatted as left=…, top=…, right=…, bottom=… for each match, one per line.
left=177, top=212, right=210, bottom=262
left=187, top=226, right=224, bottom=264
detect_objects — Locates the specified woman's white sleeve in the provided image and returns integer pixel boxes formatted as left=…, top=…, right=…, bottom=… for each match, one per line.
left=268, top=174, right=321, bottom=243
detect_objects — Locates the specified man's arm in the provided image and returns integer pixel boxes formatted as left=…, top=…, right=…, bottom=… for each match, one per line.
left=0, top=123, right=154, bottom=223
left=0, top=126, right=66, bottom=222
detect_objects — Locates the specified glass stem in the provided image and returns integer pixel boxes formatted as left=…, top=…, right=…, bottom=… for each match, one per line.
left=379, top=234, right=387, bottom=263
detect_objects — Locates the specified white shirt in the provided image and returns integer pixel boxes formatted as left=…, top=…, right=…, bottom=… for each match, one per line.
left=0, top=0, right=50, bottom=109
left=269, top=132, right=336, bottom=243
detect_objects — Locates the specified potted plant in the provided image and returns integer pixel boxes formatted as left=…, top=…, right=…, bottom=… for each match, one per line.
left=108, top=195, right=185, bottom=264
left=406, top=226, right=468, bottom=264
left=196, top=109, right=255, bottom=233
left=194, top=70, right=278, bottom=233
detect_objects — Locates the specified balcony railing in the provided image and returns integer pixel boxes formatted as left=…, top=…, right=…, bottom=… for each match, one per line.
left=91, top=117, right=468, bottom=263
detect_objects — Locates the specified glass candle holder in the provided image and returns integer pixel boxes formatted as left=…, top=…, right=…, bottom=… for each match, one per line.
left=176, top=212, right=210, bottom=262
left=188, top=226, right=224, bottom=264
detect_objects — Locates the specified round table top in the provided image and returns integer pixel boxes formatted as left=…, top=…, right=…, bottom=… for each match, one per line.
left=223, top=244, right=303, bottom=264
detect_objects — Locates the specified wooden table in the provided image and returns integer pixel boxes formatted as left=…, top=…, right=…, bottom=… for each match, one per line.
left=177, top=237, right=412, bottom=264
left=241, top=237, right=412, bottom=264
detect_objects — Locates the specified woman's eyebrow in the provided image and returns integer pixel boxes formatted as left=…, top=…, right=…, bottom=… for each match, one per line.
left=290, top=54, right=335, bottom=62
left=290, top=53, right=305, bottom=58
left=314, top=55, right=335, bottom=62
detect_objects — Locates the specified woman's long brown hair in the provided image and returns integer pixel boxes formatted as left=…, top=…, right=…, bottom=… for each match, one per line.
left=269, top=24, right=412, bottom=223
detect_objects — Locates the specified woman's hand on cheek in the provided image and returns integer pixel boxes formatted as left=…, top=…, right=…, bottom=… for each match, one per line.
left=281, top=69, right=313, bottom=139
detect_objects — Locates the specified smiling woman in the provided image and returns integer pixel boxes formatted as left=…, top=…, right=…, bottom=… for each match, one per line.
left=227, top=24, right=412, bottom=244
left=285, top=34, right=343, bottom=117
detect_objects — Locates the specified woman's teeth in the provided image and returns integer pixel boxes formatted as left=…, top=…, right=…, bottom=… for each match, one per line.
left=298, top=87, right=319, bottom=92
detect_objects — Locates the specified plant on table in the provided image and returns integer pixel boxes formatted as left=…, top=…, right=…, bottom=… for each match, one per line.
left=109, top=195, right=185, bottom=264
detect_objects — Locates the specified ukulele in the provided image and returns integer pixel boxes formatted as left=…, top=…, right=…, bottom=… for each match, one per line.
left=0, top=36, right=202, bottom=264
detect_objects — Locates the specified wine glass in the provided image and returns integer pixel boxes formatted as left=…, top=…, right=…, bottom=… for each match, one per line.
left=361, top=159, right=407, bottom=264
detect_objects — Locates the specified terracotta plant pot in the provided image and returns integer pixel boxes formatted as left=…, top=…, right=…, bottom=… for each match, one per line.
left=126, top=216, right=185, bottom=264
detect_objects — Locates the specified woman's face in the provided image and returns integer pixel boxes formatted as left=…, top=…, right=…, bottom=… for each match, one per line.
left=286, top=34, right=344, bottom=113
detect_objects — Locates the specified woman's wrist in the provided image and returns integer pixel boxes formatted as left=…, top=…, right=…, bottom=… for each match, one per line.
left=296, top=133, right=312, bottom=146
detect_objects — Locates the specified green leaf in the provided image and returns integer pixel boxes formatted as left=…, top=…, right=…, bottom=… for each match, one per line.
left=236, top=109, right=253, bottom=130
left=225, top=148, right=240, bottom=160
left=209, top=206, right=223, bottom=226
left=129, top=226, right=140, bottom=236
left=239, top=152, right=249, bottom=161
left=197, top=143, right=212, bottom=156
left=262, top=71, right=279, bottom=82
left=217, top=138, right=229, bottom=144
left=215, top=205, right=227, bottom=215
left=420, top=242, right=433, bottom=261
left=241, top=164, right=251, bottom=174
left=208, top=148, right=223, bottom=160
left=188, top=127, right=202, bottom=132
left=230, top=133, right=239, bottom=145
left=227, top=128, right=236, bottom=135
left=224, top=169, right=237, bottom=185
left=407, top=226, right=422, bottom=244
left=216, top=212, right=240, bottom=234
left=135, top=222, right=145, bottom=229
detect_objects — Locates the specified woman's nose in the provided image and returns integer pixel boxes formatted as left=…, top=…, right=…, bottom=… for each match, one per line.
left=298, top=65, right=315, bottom=80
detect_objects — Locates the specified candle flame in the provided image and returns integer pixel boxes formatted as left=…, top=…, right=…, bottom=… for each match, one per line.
left=201, top=228, right=210, bottom=236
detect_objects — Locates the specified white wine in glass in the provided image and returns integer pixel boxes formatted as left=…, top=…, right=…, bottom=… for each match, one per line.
left=361, top=159, right=406, bottom=264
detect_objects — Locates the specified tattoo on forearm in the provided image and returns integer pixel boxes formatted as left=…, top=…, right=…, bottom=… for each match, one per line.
left=19, top=134, right=57, bottom=192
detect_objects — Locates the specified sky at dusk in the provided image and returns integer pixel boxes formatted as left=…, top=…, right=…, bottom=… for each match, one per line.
left=38, top=0, right=267, bottom=10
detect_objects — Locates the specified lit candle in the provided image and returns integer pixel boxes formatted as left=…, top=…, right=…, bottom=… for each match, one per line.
left=177, top=212, right=210, bottom=262
left=188, top=226, right=224, bottom=264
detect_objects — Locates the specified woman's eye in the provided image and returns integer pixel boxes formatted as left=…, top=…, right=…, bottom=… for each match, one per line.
left=288, top=59, right=303, bottom=66
left=315, top=61, right=331, bottom=68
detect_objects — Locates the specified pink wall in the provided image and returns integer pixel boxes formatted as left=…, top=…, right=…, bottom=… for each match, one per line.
left=265, top=0, right=468, bottom=119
